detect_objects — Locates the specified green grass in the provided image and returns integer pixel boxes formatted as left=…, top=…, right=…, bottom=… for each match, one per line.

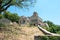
left=34, top=36, right=60, bottom=40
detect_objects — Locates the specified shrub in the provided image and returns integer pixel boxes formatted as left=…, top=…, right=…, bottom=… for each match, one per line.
left=34, top=36, right=60, bottom=40
left=0, top=23, right=6, bottom=27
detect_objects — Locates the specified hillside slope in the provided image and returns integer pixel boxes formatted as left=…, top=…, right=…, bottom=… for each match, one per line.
left=0, top=24, right=45, bottom=40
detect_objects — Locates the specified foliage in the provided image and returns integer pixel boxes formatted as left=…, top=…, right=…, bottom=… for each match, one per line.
left=3, top=11, right=20, bottom=23
left=0, top=14, right=4, bottom=19
left=48, top=36, right=60, bottom=40
left=0, top=0, right=36, bottom=13
left=35, top=36, right=60, bottom=40
left=44, top=21, right=60, bottom=34
left=57, top=31, right=60, bottom=34
left=44, top=21, right=54, bottom=27
left=0, top=23, right=6, bottom=27
left=10, top=13, right=20, bottom=22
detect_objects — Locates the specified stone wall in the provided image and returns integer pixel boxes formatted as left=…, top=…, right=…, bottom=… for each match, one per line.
left=0, top=18, right=11, bottom=24
left=19, top=12, right=48, bottom=27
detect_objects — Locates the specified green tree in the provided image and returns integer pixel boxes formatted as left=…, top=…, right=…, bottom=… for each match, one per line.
left=57, top=31, right=60, bottom=34
left=44, top=21, right=60, bottom=33
left=3, top=11, right=20, bottom=23
left=44, top=21, right=57, bottom=33
left=0, top=14, right=4, bottom=19
left=0, top=0, right=36, bottom=13
left=44, top=21, right=54, bottom=27
left=9, top=13, right=20, bottom=23
left=3, top=11, right=11, bottom=18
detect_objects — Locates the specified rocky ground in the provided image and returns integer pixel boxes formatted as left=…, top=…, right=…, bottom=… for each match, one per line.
left=0, top=23, right=45, bottom=40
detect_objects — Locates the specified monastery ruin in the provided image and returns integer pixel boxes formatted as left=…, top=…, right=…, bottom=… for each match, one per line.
left=19, top=12, right=48, bottom=27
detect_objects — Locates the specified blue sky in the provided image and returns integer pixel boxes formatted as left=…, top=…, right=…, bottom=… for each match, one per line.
left=8, top=0, right=60, bottom=25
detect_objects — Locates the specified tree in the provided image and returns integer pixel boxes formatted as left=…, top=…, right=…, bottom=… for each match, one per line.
left=44, top=21, right=56, bottom=33
left=9, top=13, right=20, bottom=23
left=44, top=21, right=60, bottom=33
left=3, top=11, right=11, bottom=18
left=0, top=14, right=4, bottom=19
left=0, top=0, right=36, bottom=13
left=3, top=11, right=20, bottom=23
left=44, top=21, right=54, bottom=27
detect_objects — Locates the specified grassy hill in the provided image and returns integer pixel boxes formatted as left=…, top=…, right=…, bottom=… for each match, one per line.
left=0, top=23, right=21, bottom=40
left=0, top=23, right=45, bottom=40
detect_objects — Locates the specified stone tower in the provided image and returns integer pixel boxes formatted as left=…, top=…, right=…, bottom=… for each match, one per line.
left=19, top=12, right=49, bottom=27
left=30, top=12, right=43, bottom=26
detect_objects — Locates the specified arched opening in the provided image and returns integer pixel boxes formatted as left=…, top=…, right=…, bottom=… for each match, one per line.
left=34, top=24, right=35, bottom=26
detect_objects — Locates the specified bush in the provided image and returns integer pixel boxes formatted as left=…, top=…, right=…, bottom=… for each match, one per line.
left=44, top=21, right=60, bottom=33
left=34, top=36, right=60, bottom=40
left=0, top=14, right=4, bottom=19
left=3, top=11, right=20, bottom=23
left=0, top=23, right=6, bottom=27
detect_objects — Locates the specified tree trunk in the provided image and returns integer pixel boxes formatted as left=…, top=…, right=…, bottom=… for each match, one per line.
left=0, top=0, right=12, bottom=14
left=0, top=0, right=2, bottom=14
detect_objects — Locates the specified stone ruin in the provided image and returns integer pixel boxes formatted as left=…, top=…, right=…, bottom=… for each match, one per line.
left=0, top=12, right=49, bottom=27
left=19, top=12, right=49, bottom=27
left=0, top=18, right=12, bottom=25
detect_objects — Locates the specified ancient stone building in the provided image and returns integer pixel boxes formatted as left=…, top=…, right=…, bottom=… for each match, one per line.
left=19, top=12, right=49, bottom=27
left=30, top=12, right=43, bottom=26
left=19, top=16, right=30, bottom=25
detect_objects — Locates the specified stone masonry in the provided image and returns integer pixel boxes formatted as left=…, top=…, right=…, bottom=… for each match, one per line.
left=19, top=12, right=49, bottom=27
